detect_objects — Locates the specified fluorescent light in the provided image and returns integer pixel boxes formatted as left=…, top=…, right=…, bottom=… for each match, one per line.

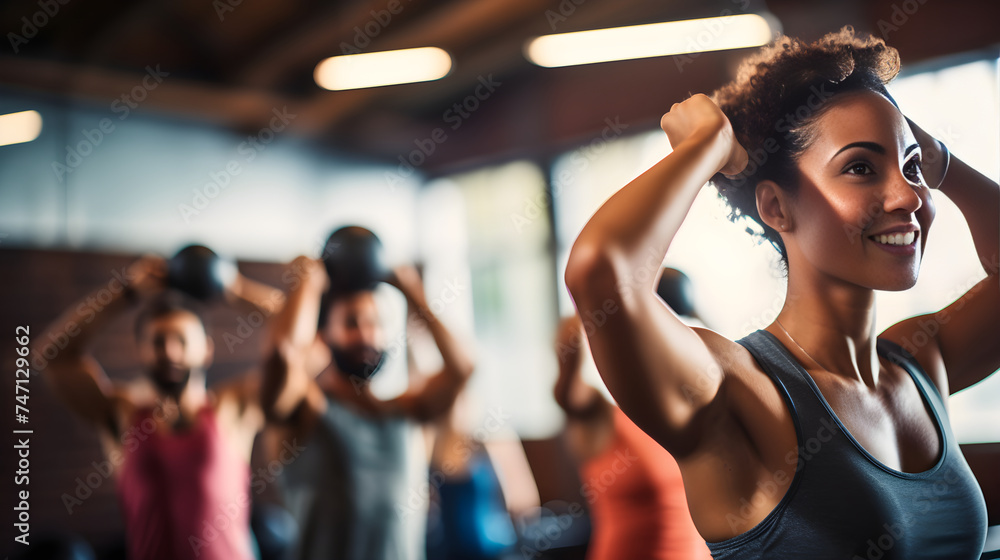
left=315, top=47, right=452, bottom=91
left=0, top=110, right=42, bottom=147
left=525, top=14, right=773, bottom=68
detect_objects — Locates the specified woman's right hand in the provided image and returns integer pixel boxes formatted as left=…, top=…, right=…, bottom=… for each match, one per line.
left=660, top=93, right=748, bottom=176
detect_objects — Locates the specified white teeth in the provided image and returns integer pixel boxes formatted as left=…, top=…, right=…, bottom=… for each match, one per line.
left=873, top=232, right=916, bottom=246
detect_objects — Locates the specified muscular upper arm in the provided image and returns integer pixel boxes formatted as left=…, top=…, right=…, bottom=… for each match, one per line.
left=40, top=350, right=119, bottom=431
left=882, top=274, right=1000, bottom=395
left=260, top=343, right=318, bottom=423
left=384, top=366, right=468, bottom=423
left=566, top=253, right=726, bottom=456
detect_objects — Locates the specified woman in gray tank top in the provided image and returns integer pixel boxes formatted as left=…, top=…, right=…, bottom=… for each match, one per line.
left=564, top=26, right=995, bottom=559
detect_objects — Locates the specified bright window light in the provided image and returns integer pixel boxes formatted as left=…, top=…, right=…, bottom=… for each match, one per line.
left=314, top=47, right=452, bottom=91
left=0, top=110, right=42, bottom=147
left=525, top=14, right=774, bottom=68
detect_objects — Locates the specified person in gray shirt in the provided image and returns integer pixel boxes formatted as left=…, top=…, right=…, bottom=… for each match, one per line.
left=260, top=255, right=475, bottom=560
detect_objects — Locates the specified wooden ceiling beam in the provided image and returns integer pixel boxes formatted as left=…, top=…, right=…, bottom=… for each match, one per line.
left=0, top=56, right=293, bottom=130
left=237, top=0, right=440, bottom=88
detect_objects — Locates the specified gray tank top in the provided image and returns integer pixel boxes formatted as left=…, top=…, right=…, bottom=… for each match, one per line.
left=707, top=330, right=987, bottom=559
left=280, top=397, right=427, bottom=560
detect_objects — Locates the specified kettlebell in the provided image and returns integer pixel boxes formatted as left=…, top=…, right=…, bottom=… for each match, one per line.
left=321, top=226, right=389, bottom=295
left=167, top=244, right=237, bottom=301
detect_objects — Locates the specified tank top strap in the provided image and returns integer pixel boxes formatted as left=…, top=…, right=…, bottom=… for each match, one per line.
left=874, top=338, right=950, bottom=426
left=735, top=329, right=844, bottom=442
left=709, top=330, right=988, bottom=560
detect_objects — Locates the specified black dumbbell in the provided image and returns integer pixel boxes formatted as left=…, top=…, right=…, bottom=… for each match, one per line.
left=167, top=244, right=237, bottom=301
left=321, top=226, right=390, bottom=295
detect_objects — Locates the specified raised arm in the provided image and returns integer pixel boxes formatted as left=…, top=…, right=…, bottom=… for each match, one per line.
left=35, top=256, right=164, bottom=432
left=226, top=272, right=286, bottom=317
left=552, top=315, right=606, bottom=419
left=209, top=272, right=285, bottom=429
left=381, top=265, right=475, bottom=422
left=564, top=94, right=747, bottom=454
left=260, top=256, right=326, bottom=422
left=885, top=120, right=1000, bottom=394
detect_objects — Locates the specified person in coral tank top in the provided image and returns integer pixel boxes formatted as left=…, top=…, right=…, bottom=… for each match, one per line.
left=554, top=270, right=712, bottom=560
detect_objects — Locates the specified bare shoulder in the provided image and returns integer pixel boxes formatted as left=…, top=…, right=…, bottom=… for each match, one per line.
left=104, top=381, right=148, bottom=436
left=674, top=328, right=799, bottom=541
left=879, top=320, right=949, bottom=396
left=691, top=327, right=796, bottom=459
left=212, top=372, right=266, bottom=430
left=691, top=326, right=761, bottom=380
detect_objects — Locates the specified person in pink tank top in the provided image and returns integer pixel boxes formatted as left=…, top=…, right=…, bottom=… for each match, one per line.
left=554, top=268, right=712, bottom=560
left=38, top=255, right=284, bottom=560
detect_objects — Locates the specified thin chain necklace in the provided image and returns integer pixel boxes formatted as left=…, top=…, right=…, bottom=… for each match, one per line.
left=775, top=317, right=828, bottom=372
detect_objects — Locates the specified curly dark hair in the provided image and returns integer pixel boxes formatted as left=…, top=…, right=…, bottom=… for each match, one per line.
left=709, top=26, right=901, bottom=268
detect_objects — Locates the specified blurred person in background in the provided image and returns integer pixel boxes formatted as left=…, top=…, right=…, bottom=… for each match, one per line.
left=37, top=254, right=284, bottom=560
left=423, top=382, right=539, bottom=560
left=554, top=268, right=712, bottom=560
left=260, top=256, right=475, bottom=560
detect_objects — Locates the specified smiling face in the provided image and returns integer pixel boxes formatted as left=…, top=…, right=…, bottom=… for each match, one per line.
left=762, top=90, right=936, bottom=292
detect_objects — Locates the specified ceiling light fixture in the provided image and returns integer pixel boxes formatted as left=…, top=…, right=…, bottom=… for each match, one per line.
left=315, top=47, right=452, bottom=91
left=0, top=110, right=43, bottom=147
left=525, top=14, right=774, bottom=68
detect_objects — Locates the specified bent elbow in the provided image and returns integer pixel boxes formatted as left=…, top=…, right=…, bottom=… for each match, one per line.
left=565, top=239, right=621, bottom=304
